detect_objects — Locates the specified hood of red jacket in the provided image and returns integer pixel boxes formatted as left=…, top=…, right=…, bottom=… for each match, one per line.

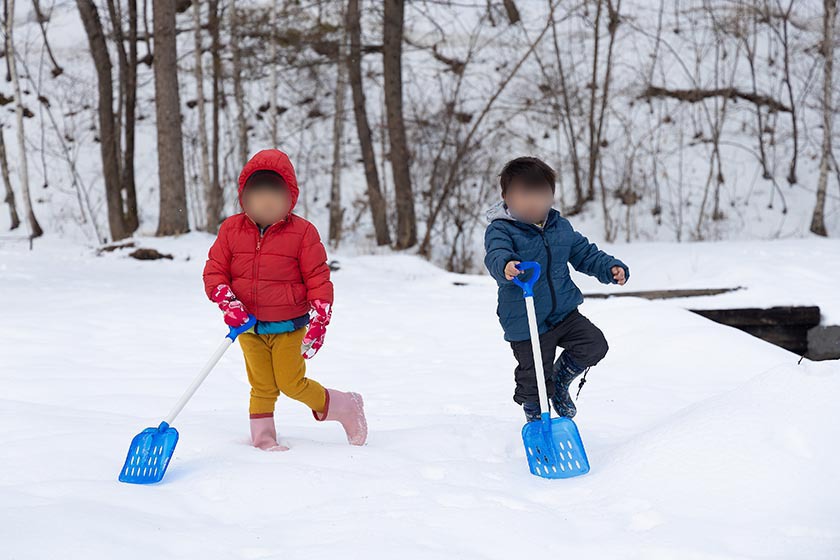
left=237, top=149, right=300, bottom=212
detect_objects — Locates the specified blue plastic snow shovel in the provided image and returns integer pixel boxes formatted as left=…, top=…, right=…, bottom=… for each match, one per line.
left=118, top=315, right=257, bottom=484
left=513, top=262, right=590, bottom=479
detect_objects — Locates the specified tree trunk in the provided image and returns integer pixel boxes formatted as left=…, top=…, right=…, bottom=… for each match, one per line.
left=104, top=0, right=124, bottom=171
left=0, top=126, right=20, bottom=230
left=585, top=0, right=604, bottom=204
left=811, top=0, right=836, bottom=237
left=207, top=0, right=223, bottom=231
left=123, top=0, right=139, bottom=232
left=5, top=0, right=43, bottom=238
left=77, top=0, right=127, bottom=241
left=31, top=0, right=63, bottom=77
left=268, top=0, right=278, bottom=146
left=104, top=0, right=139, bottom=234
left=192, top=0, right=212, bottom=230
left=347, top=0, right=390, bottom=245
left=329, top=23, right=348, bottom=247
left=152, top=0, right=189, bottom=235
left=230, top=0, right=248, bottom=168
left=596, top=0, right=620, bottom=241
left=550, top=4, right=583, bottom=212
left=382, top=0, right=416, bottom=249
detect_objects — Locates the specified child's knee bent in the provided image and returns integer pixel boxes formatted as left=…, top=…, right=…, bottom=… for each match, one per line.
left=587, top=329, right=609, bottom=365
left=569, top=327, right=609, bottom=368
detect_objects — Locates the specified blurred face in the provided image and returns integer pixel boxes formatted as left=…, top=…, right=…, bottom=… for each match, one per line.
left=242, top=185, right=291, bottom=226
left=504, top=180, right=553, bottom=223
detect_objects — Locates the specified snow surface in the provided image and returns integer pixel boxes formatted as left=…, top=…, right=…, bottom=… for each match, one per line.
left=1, top=234, right=839, bottom=559
left=569, top=237, right=840, bottom=324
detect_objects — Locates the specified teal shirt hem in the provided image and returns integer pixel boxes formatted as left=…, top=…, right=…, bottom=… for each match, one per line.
left=254, top=314, right=310, bottom=335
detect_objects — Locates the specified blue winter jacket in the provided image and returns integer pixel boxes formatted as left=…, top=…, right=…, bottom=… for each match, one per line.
left=484, top=201, right=629, bottom=342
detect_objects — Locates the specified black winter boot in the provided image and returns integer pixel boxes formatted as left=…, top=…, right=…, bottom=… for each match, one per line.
left=522, top=401, right=542, bottom=422
left=551, top=353, right=588, bottom=418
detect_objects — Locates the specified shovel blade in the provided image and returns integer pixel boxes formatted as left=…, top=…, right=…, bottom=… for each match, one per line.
left=522, top=415, right=589, bottom=479
left=119, top=422, right=179, bottom=484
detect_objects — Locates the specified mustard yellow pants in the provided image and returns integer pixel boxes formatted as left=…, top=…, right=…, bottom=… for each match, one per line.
left=238, top=328, right=327, bottom=418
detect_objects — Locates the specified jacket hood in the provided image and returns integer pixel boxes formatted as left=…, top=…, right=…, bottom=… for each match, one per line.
left=238, top=149, right=300, bottom=211
left=485, top=200, right=556, bottom=225
left=485, top=200, right=516, bottom=223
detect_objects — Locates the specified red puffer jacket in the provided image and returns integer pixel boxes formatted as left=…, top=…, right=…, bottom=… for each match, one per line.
left=202, top=149, right=333, bottom=321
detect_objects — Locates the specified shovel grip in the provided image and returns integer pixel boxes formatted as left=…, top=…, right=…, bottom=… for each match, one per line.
left=162, top=317, right=254, bottom=426
left=227, top=314, right=257, bottom=341
left=512, top=261, right=541, bottom=297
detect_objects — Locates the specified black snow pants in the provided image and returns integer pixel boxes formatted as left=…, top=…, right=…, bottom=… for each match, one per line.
left=509, top=308, right=608, bottom=405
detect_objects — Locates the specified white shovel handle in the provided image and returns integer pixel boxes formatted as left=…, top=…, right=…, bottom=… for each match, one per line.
left=162, top=315, right=256, bottom=426
left=524, top=296, right=550, bottom=415
left=512, top=261, right=550, bottom=416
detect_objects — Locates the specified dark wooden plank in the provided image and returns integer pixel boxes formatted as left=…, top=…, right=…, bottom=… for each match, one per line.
left=738, top=324, right=811, bottom=338
left=689, top=306, right=821, bottom=327
left=739, top=327, right=810, bottom=354
left=585, top=287, right=744, bottom=300
left=689, top=306, right=822, bottom=356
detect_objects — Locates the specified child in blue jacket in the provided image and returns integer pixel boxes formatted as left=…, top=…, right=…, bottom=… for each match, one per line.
left=484, top=156, right=629, bottom=421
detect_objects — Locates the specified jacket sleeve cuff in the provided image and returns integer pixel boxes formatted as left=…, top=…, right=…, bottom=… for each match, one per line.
left=606, top=259, right=630, bottom=284
left=494, top=251, right=522, bottom=281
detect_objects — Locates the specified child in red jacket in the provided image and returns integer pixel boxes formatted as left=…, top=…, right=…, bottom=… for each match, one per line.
left=203, top=149, right=367, bottom=451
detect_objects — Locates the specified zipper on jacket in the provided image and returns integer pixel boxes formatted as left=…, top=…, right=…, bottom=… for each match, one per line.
left=503, top=211, right=559, bottom=328
left=536, top=226, right=558, bottom=322
left=251, top=228, right=271, bottom=312
left=246, top=215, right=288, bottom=317
left=252, top=229, right=263, bottom=314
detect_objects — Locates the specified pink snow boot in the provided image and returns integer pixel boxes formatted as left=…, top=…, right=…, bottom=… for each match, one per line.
left=250, top=415, right=290, bottom=451
left=313, top=389, right=367, bottom=446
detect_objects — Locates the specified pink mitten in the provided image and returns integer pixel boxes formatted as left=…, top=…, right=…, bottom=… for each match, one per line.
left=210, top=284, right=251, bottom=327
left=301, top=299, right=332, bottom=359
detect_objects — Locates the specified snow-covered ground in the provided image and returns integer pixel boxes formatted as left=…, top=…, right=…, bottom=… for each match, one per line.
left=1, top=235, right=839, bottom=559
left=569, top=236, right=840, bottom=324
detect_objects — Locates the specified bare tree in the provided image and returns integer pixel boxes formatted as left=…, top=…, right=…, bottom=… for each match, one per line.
left=230, top=0, right=248, bottom=168
left=268, top=0, right=278, bottom=146
left=419, top=3, right=558, bottom=256
left=123, top=0, right=139, bottom=232
left=15, top=52, right=101, bottom=241
left=5, top=0, right=836, bottom=253
left=583, top=0, right=621, bottom=232
left=192, top=0, right=212, bottom=231
left=31, top=0, right=63, bottom=77
left=153, top=0, right=189, bottom=235
left=0, top=126, right=20, bottom=230
left=329, top=21, right=348, bottom=247
left=104, top=0, right=139, bottom=233
left=811, top=0, right=836, bottom=236
left=383, top=0, right=417, bottom=249
left=207, top=0, right=223, bottom=230
left=347, top=0, right=390, bottom=245
left=549, top=1, right=584, bottom=212
left=692, top=10, right=739, bottom=240
left=765, top=0, right=799, bottom=185
left=77, top=0, right=130, bottom=241
left=5, top=0, right=43, bottom=238
left=595, top=0, right=621, bottom=241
